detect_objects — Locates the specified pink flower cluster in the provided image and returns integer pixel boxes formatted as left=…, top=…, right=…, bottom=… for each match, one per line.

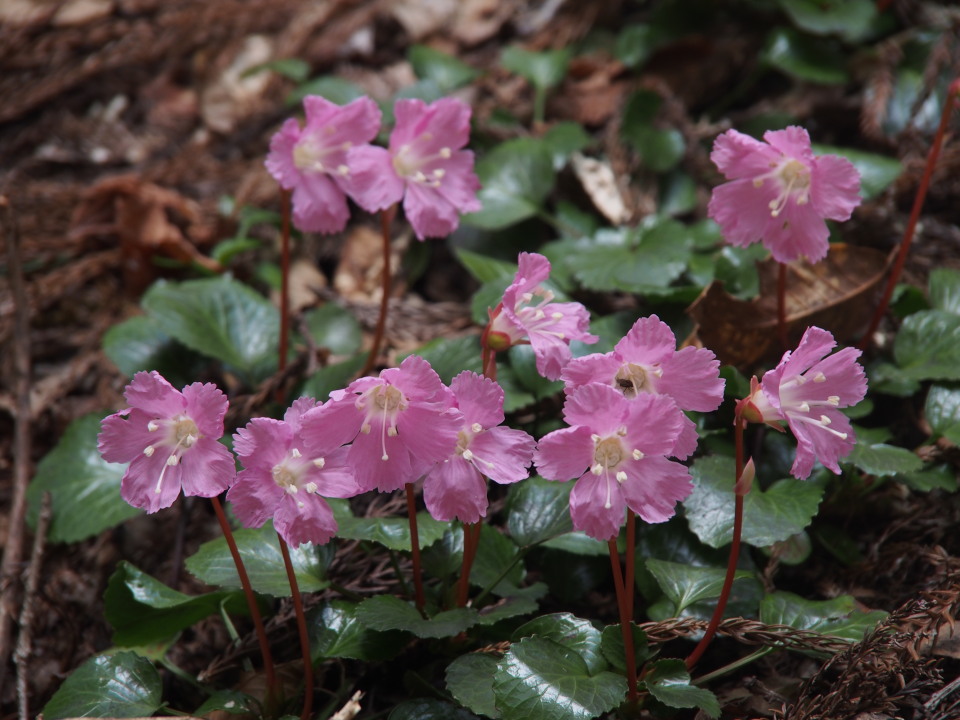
left=738, top=326, right=867, bottom=479
left=707, top=126, right=861, bottom=263
left=267, top=95, right=481, bottom=240
left=99, top=360, right=535, bottom=546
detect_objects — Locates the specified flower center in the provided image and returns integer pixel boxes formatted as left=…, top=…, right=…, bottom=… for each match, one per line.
left=391, top=137, right=452, bottom=187
left=767, top=158, right=811, bottom=217
left=614, top=363, right=661, bottom=398
left=172, top=417, right=199, bottom=448
left=272, top=464, right=299, bottom=491
left=293, top=138, right=351, bottom=177
left=593, top=436, right=624, bottom=471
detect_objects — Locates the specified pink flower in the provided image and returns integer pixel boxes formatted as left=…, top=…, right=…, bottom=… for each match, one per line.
left=561, top=315, right=724, bottom=458
left=738, top=326, right=867, bottom=479
left=98, top=371, right=235, bottom=514
left=265, top=95, right=381, bottom=234
left=485, top=252, right=598, bottom=381
left=227, top=398, right=361, bottom=548
left=423, top=372, right=535, bottom=523
left=535, top=384, right=694, bottom=540
left=707, top=126, right=861, bottom=263
left=301, top=355, right=462, bottom=493
left=347, top=98, right=481, bottom=239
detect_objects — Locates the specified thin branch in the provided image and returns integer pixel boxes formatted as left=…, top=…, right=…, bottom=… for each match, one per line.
left=15, top=492, right=51, bottom=720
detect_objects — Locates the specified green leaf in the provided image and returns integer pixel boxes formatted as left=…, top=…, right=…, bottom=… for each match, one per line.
left=845, top=437, right=922, bottom=476
left=615, top=24, right=667, bottom=68
left=646, top=559, right=754, bottom=615
left=356, top=595, right=478, bottom=638
left=102, top=315, right=204, bottom=386
left=470, top=524, right=528, bottom=598
left=643, top=659, right=720, bottom=717
left=512, top=613, right=606, bottom=675
left=896, top=463, right=958, bottom=492
left=246, top=58, right=310, bottom=82
left=194, top=690, right=257, bottom=716
left=659, top=171, right=698, bottom=217
left=812, top=144, right=901, bottom=200
left=287, top=75, right=364, bottom=107
left=391, top=699, right=482, bottom=720
left=542, top=122, right=591, bottom=170
left=493, top=636, right=626, bottom=720
left=541, top=532, right=608, bottom=556
left=684, top=456, right=824, bottom=549
left=501, top=46, right=572, bottom=91
left=300, top=354, right=366, bottom=402
left=463, top=138, right=556, bottom=230
left=929, top=268, right=960, bottom=315
left=599, top=624, right=654, bottom=675
left=309, top=599, right=407, bottom=661
left=777, top=0, right=877, bottom=41
left=304, top=304, right=362, bottom=355
left=455, top=248, right=519, bottom=283
left=507, top=476, right=574, bottom=547
left=142, top=276, right=278, bottom=385
left=105, top=561, right=245, bottom=646
left=447, top=653, right=502, bottom=718
left=409, top=45, right=479, bottom=91
left=763, top=27, right=849, bottom=85
left=185, top=521, right=329, bottom=596
left=476, top=596, right=540, bottom=626
left=26, top=414, right=139, bottom=543
left=42, top=651, right=163, bottom=719
left=760, top=591, right=886, bottom=642
left=508, top=344, right=564, bottom=398
left=336, top=511, right=449, bottom=551
left=408, top=335, right=484, bottom=385
left=621, top=90, right=685, bottom=172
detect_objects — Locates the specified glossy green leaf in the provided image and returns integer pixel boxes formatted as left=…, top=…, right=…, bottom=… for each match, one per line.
left=627, top=126, right=685, bottom=172
left=391, top=699, right=482, bottom=720
left=142, top=276, right=278, bottom=384
left=512, top=613, right=606, bottom=675
left=684, top=456, right=824, bottom=549
left=300, top=354, right=366, bottom=403
left=476, top=596, right=539, bottom=626
left=304, top=304, right=362, bottom=355
left=541, top=532, right=607, bottom=556
left=455, top=248, right=519, bottom=283
left=764, top=28, right=848, bottom=85
left=658, top=171, right=698, bottom=216
left=777, top=0, right=876, bottom=40
left=105, top=561, right=246, bottom=646
left=599, top=624, right=654, bottom=674
left=542, top=122, right=591, bottom=170
left=194, top=690, right=257, bottom=716
left=508, top=344, right=563, bottom=398
left=765, top=531, right=813, bottom=566
left=26, top=414, right=139, bottom=543
left=507, top=476, right=574, bottom=547
left=470, top=524, right=528, bottom=598
left=895, top=464, right=958, bottom=492
left=493, top=637, right=626, bottom=720
left=643, top=659, right=720, bottom=717
left=760, top=591, right=886, bottom=642
left=929, top=268, right=960, bottom=315
left=407, top=335, right=484, bottom=385
left=646, top=559, right=754, bottom=615
left=409, top=45, right=479, bottom=91
left=463, top=138, right=555, bottom=229
left=846, top=434, right=922, bottom=476
left=309, top=599, right=407, bottom=661
left=185, top=521, right=329, bottom=596
left=42, top=651, right=162, bottom=719
left=102, top=315, right=203, bottom=386
left=447, top=652, right=501, bottom=718
left=355, top=595, right=478, bottom=638
left=336, top=511, right=448, bottom=551
left=501, top=46, right=571, bottom=90
left=812, top=144, right=901, bottom=200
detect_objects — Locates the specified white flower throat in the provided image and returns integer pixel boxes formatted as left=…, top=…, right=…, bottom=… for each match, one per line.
left=356, top=384, right=407, bottom=461
left=144, top=414, right=200, bottom=495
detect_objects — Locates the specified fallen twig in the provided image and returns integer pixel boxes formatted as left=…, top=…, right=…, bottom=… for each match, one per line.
left=15, top=492, right=51, bottom=720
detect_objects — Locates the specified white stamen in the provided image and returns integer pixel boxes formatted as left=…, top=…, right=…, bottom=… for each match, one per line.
left=813, top=372, right=827, bottom=383
left=297, top=501, right=305, bottom=508
left=551, top=312, right=563, bottom=320
left=471, top=423, right=483, bottom=433
left=313, top=457, right=326, bottom=468
left=820, top=415, right=831, bottom=425
left=166, top=455, right=179, bottom=466
left=591, top=463, right=603, bottom=475
left=463, top=449, right=474, bottom=461
left=304, top=482, right=318, bottom=493
left=617, top=426, right=627, bottom=437
left=147, top=421, right=159, bottom=432
left=439, top=147, right=451, bottom=158
left=387, top=426, right=398, bottom=437
left=616, top=471, right=628, bottom=483
left=433, top=168, right=445, bottom=178
left=143, top=446, right=155, bottom=457
left=291, top=448, right=302, bottom=458
left=798, top=402, right=811, bottom=412
left=632, top=449, right=644, bottom=460
left=827, top=396, right=840, bottom=406
left=338, top=164, right=349, bottom=176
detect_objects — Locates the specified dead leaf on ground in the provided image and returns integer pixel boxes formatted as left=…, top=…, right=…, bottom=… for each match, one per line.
left=686, top=244, right=893, bottom=368
left=553, top=54, right=629, bottom=126
left=200, top=34, right=274, bottom=134
left=333, top=224, right=408, bottom=303
left=452, top=0, right=514, bottom=46
left=70, top=175, right=221, bottom=294
left=571, top=152, right=630, bottom=225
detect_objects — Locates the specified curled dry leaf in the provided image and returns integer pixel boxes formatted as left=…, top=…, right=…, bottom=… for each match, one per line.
left=70, top=175, right=221, bottom=294
left=686, top=243, right=892, bottom=368
left=571, top=152, right=629, bottom=225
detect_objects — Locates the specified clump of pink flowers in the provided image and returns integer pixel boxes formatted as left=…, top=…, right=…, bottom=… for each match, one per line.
left=738, top=326, right=867, bottom=479
left=423, top=371, right=535, bottom=523
left=707, top=126, right=861, bottom=263
left=484, top=252, right=598, bottom=381
left=266, top=95, right=481, bottom=240
left=98, top=371, right=235, bottom=514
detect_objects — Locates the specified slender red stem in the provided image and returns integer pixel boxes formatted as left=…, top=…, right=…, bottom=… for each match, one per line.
left=210, top=497, right=278, bottom=701
left=625, top=509, right=636, bottom=621
left=405, top=483, right=426, bottom=612
left=860, top=79, right=960, bottom=351
left=777, top=262, right=788, bottom=351
left=360, top=207, right=397, bottom=378
left=457, top=522, right=483, bottom=607
left=278, top=534, right=313, bottom=720
left=685, top=419, right=746, bottom=669
left=608, top=539, right=638, bottom=703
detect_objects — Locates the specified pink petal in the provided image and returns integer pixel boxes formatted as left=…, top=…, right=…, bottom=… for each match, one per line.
left=265, top=118, right=303, bottom=189
left=450, top=371, right=504, bottom=428
left=349, top=431, right=416, bottom=492
left=290, top=173, right=350, bottom=234
left=613, top=315, right=678, bottom=367
left=178, top=438, right=235, bottom=498
left=403, top=183, right=460, bottom=240
left=708, top=179, right=779, bottom=250
left=123, top=371, right=184, bottom=419
left=529, top=333, right=574, bottom=382
left=710, top=129, right=780, bottom=179
left=658, top=346, right=724, bottom=412
left=431, top=151, right=482, bottom=213
left=569, top=472, right=625, bottom=540
left=534, top=426, right=594, bottom=481
left=396, top=404, right=461, bottom=467
left=284, top=396, right=322, bottom=432
left=303, top=95, right=381, bottom=148
left=789, top=409, right=855, bottom=478
left=470, top=427, right=535, bottom=485
left=810, top=153, right=861, bottom=222
left=343, top=145, right=404, bottom=212
left=227, top=469, right=284, bottom=528
left=307, top=447, right=361, bottom=498
left=181, top=382, right=229, bottom=438
left=275, top=493, right=338, bottom=548
left=233, top=418, right=291, bottom=469
left=806, top=346, right=867, bottom=406
left=389, top=354, right=451, bottom=404
left=619, top=456, right=693, bottom=524
left=423, top=458, right=488, bottom=523
left=562, top=383, right=629, bottom=436
left=762, top=197, right=830, bottom=263
left=99, top=409, right=154, bottom=464
left=561, top=353, right=621, bottom=394
left=763, top=126, right=815, bottom=163
left=621, top=394, right=686, bottom=458
left=121, top=451, right=182, bottom=514
left=300, top=398, right=364, bottom=455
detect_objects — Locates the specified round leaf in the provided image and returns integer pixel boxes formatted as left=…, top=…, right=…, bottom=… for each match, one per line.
left=764, top=28, right=848, bottom=85
left=507, top=476, right=574, bottom=547
left=309, top=600, right=407, bottom=661
left=447, top=653, right=502, bottom=718
left=464, top=139, right=555, bottom=230
left=42, top=652, right=162, bottom=719
left=356, top=595, right=478, bottom=639
left=643, top=659, right=720, bottom=717
left=512, top=613, right=606, bottom=675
